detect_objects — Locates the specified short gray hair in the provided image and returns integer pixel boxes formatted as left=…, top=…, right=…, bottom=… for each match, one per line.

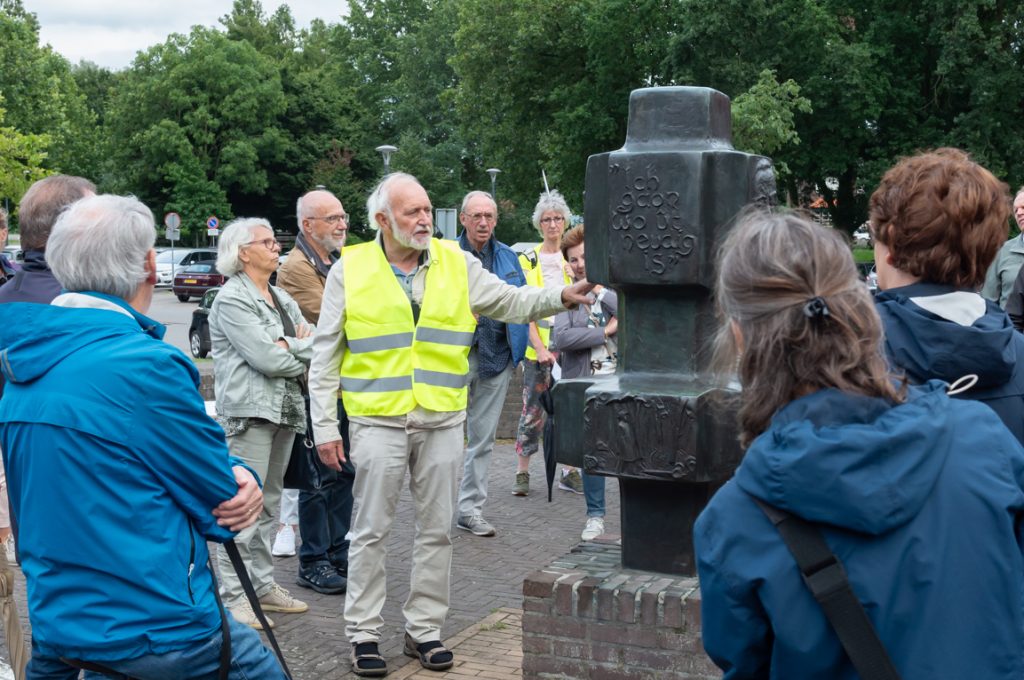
left=47, top=194, right=155, bottom=300
left=531, top=189, right=572, bottom=234
left=18, top=175, right=96, bottom=250
left=217, top=218, right=271, bottom=276
left=366, top=172, right=421, bottom=231
left=460, top=190, right=495, bottom=214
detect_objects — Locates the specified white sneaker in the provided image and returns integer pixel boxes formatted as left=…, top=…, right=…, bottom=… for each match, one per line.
left=581, top=517, right=605, bottom=541
left=272, top=525, right=296, bottom=557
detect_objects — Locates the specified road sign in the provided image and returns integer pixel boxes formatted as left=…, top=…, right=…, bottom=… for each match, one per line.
left=206, top=216, right=219, bottom=229
left=164, top=212, right=181, bottom=230
left=165, top=228, right=180, bottom=241
left=207, top=228, right=220, bottom=237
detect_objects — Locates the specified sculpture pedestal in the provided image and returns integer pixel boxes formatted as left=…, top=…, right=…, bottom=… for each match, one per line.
left=522, top=541, right=718, bottom=679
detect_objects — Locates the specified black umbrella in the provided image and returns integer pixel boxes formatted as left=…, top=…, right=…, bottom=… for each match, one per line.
left=538, top=379, right=557, bottom=502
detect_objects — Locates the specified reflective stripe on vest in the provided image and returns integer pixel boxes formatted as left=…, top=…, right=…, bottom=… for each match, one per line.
left=340, top=239, right=476, bottom=416
left=519, top=244, right=569, bottom=361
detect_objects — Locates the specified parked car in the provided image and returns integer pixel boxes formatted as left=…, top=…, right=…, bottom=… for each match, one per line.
left=155, top=248, right=217, bottom=286
left=189, top=287, right=219, bottom=358
left=172, top=263, right=227, bottom=302
left=856, top=261, right=879, bottom=294
left=853, top=223, right=872, bottom=248
left=3, top=246, right=24, bottom=264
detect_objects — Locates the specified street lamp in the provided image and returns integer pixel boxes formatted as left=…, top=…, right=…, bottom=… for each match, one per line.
left=375, top=145, right=398, bottom=175
left=486, top=168, right=501, bottom=203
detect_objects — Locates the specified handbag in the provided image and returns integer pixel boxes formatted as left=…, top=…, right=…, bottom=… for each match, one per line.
left=266, top=288, right=327, bottom=491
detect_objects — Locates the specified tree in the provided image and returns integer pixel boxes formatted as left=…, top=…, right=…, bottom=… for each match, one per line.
left=0, top=101, right=50, bottom=213
left=452, top=0, right=680, bottom=241
left=104, top=27, right=287, bottom=240
left=0, top=0, right=101, bottom=179
left=731, top=69, right=813, bottom=184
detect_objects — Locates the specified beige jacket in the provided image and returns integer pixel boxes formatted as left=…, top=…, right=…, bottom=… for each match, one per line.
left=276, top=246, right=329, bottom=324
left=309, top=236, right=567, bottom=445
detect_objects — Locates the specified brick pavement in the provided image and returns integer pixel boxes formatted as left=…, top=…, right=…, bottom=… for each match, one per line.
left=0, top=441, right=619, bottom=679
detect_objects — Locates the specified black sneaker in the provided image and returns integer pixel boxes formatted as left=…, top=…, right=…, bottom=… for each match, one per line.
left=297, top=563, right=347, bottom=594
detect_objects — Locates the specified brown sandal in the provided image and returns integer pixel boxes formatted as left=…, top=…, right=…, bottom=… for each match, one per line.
left=403, top=633, right=454, bottom=671
left=351, top=641, right=388, bottom=677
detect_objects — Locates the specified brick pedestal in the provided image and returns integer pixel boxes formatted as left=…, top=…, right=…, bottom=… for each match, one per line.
left=522, top=542, right=718, bottom=679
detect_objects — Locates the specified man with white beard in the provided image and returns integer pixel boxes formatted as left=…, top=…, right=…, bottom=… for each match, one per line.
left=308, top=173, right=595, bottom=676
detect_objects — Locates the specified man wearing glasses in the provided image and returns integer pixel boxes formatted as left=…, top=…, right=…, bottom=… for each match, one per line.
left=453, top=191, right=528, bottom=537
left=276, top=189, right=355, bottom=595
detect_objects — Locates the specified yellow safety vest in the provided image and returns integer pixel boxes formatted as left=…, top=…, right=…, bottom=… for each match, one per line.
left=340, top=239, right=477, bottom=416
left=519, top=244, right=570, bottom=361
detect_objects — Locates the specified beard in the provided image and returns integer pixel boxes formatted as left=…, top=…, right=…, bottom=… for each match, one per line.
left=389, top=221, right=431, bottom=251
left=311, top=230, right=343, bottom=253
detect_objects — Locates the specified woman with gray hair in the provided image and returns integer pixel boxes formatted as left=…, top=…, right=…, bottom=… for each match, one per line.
left=210, top=217, right=315, bottom=630
left=512, top=189, right=578, bottom=497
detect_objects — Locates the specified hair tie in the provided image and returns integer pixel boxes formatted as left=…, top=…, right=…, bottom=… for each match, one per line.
left=803, top=296, right=830, bottom=321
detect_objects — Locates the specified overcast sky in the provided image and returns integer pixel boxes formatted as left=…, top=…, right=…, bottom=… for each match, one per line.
left=26, top=1, right=349, bottom=70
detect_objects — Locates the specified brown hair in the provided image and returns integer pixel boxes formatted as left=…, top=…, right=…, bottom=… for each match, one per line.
left=560, top=224, right=584, bottom=260
left=714, top=210, right=905, bottom=448
left=18, top=175, right=96, bottom=251
left=869, top=148, right=1009, bottom=288
left=0, top=207, right=7, bottom=233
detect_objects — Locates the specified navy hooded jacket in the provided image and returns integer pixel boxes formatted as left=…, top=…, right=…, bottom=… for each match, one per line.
left=875, top=282, right=1024, bottom=444
left=0, top=295, right=257, bottom=661
left=695, top=383, right=1024, bottom=679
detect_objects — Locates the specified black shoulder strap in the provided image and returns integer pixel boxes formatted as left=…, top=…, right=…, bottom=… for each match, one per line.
left=224, top=540, right=294, bottom=679
left=753, top=498, right=902, bottom=680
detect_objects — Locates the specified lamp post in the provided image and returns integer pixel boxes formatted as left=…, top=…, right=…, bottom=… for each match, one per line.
left=486, top=168, right=501, bottom=203
left=375, top=145, right=398, bottom=175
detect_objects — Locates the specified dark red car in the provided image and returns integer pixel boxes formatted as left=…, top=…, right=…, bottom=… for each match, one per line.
left=172, top=263, right=226, bottom=302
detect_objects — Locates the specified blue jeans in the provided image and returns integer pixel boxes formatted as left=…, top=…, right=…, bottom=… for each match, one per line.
left=27, top=616, right=285, bottom=679
left=299, top=401, right=354, bottom=570
left=582, top=470, right=605, bottom=517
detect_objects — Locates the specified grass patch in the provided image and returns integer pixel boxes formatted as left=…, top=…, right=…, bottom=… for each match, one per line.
left=853, top=247, right=874, bottom=263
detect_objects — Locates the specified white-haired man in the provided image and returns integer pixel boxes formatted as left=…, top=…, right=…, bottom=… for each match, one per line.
left=0, top=195, right=285, bottom=678
left=276, top=189, right=354, bottom=595
left=309, top=173, right=594, bottom=676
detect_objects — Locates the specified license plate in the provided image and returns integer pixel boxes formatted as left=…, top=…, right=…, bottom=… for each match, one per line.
left=183, top=279, right=197, bottom=284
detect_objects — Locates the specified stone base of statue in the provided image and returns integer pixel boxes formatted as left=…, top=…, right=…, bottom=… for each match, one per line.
left=522, top=538, right=718, bottom=680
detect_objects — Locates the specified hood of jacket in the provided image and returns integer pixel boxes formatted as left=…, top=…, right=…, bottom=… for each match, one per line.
left=735, top=381, right=953, bottom=535
left=0, top=294, right=164, bottom=386
left=875, top=282, right=1017, bottom=389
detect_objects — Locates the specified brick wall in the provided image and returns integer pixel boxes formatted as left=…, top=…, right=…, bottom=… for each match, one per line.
left=522, top=542, right=719, bottom=680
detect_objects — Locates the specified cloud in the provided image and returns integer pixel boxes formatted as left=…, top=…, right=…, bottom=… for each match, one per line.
left=26, top=0, right=348, bottom=69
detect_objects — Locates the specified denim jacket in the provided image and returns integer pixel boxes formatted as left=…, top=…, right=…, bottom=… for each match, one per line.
left=209, top=272, right=314, bottom=425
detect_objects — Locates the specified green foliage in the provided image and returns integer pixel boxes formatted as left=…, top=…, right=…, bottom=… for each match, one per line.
left=731, top=69, right=812, bottom=178
left=9, top=0, right=1024, bottom=244
left=0, top=101, right=51, bottom=208
left=104, top=27, right=286, bottom=240
left=0, top=0, right=101, bottom=179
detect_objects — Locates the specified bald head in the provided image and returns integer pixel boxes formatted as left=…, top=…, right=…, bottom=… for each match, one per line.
left=297, top=189, right=347, bottom=255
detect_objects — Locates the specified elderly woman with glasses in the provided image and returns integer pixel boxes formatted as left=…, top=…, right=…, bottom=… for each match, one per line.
left=512, top=190, right=580, bottom=497
left=210, top=217, right=315, bottom=630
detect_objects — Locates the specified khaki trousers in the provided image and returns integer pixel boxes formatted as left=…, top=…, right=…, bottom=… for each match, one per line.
left=217, top=421, right=294, bottom=607
left=345, top=422, right=462, bottom=643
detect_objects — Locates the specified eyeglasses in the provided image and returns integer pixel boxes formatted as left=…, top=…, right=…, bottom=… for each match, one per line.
left=540, top=216, right=565, bottom=225
left=244, top=238, right=281, bottom=251
left=465, top=212, right=495, bottom=222
left=308, top=213, right=348, bottom=225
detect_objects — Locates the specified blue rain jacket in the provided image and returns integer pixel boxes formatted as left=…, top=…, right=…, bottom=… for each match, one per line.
left=695, top=382, right=1024, bottom=679
left=876, top=282, right=1024, bottom=444
left=0, top=295, right=257, bottom=662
